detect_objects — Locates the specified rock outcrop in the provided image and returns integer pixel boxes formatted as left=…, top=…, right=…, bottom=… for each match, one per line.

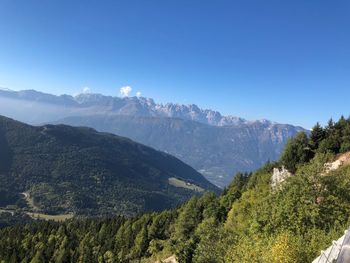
left=324, top=152, right=350, bottom=174
left=271, top=166, right=292, bottom=189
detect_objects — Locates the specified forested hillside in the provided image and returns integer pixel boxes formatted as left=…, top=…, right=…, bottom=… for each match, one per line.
left=0, top=115, right=218, bottom=218
left=1, top=116, right=350, bottom=262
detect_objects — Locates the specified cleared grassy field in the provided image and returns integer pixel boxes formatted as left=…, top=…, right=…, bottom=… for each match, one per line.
left=168, top=177, right=204, bottom=192
left=26, top=212, right=74, bottom=222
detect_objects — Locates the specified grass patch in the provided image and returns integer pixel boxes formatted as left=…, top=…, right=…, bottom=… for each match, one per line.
left=26, top=212, right=74, bottom=222
left=168, top=177, right=204, bottom=192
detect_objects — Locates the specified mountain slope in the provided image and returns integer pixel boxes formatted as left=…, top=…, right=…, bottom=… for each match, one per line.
left=56, top=115, right=304, bottom=186
left=0, top=115, right=219, bottom=216
left=0, top=89, right=306, bottom=186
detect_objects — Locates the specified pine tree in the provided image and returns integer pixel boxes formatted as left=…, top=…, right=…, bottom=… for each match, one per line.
left=132, top=226, right=149, bottom=261
left=281, top=132, right=313, bottom=172
left=29, top=251, right=45, bottom=263
left=310, top=122, right=325, bottom=150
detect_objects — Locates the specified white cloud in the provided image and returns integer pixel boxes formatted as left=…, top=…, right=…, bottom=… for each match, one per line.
left=136, top=91, right=142, bottom=97
left=82, top=87, right=91, bottom=94
left=120, top=86, right=132, bottom=97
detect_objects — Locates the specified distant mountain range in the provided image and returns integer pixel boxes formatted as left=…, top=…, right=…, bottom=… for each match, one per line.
left=0, top=88, right=261, bottom=126
left=0, top=89, right=306, bottom=186
left=0, top=115, right=218, bottom=216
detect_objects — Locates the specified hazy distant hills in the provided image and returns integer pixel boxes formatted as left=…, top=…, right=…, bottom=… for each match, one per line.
left=0, top=89, right=306, bottom=186
left=0, top=115, right=218, bottom=216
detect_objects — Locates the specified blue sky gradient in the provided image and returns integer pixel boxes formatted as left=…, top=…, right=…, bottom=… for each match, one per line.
left=1, top=0, right=350, bottom=128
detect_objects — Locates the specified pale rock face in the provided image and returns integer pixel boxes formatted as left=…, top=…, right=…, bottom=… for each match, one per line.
left=324, top=160, right=343, bottom=173
left=155, top=255, right=177, bottom=263
left=324, top=152, right=350, bottom=174
left=271, top=166, right=292, bottom=189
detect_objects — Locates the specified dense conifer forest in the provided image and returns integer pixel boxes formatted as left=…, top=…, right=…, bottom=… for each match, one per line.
left=1, top=116, right=350, bottom=262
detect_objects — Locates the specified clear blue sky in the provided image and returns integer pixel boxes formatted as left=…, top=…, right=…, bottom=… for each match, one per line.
left=1, top=0, right=350, bottom=128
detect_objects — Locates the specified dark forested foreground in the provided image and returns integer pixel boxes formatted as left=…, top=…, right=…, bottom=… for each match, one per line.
left=2, top=116, right=350, bottom=263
